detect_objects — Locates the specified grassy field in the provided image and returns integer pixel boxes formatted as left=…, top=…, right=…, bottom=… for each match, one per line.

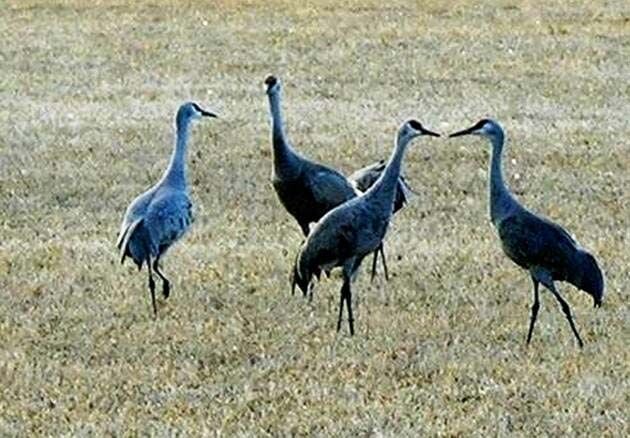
left=1, top=0, right=629, bottom=435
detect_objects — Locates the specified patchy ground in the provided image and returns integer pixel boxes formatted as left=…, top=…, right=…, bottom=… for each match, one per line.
left=0, top=0, right=628, bottom=434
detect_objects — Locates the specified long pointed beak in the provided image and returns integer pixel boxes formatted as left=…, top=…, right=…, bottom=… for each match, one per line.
left=200, top=109, right=218, bottom=118
left=449, top=125, right=477, bottom=138
left=421, top=127, right=441, bottom=137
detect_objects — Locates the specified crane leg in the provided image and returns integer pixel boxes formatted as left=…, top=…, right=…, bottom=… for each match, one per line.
left=370, top=244, right=389, bottom=283
left=290, top=249, right=300, bottom=296
left=147, top=256, right=157, bottom=317
left=342, top=279, right=354, bottom=336
left=336, top=278, right=355, bottom=335
left=336, top=282, right=345, bottom=333
left=342, top=278, right=355, bottom=336
left=153, top=256, right=170, bottom=299
left=379, top=244, right=389, bottom=281
left=526, top=276, right=541, bottom=345
left=370, top=250, right=378, bottom=282
left=290, top=267, right=297, bottom=296
left=546, top=283, right=584, bottom=348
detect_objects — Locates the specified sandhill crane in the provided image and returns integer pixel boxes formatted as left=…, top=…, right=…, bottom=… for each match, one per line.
left=349, top=160, right=413, bottom=280
left=264, top=75, right=409, bottom=281
left=449, top=119, right=604, bottom=347
left=116, top=102, right=217, bottom=316
left=293, top=120, right=440, bottom=335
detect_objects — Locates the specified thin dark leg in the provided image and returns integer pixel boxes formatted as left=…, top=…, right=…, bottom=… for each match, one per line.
left=379, top=244, right=389, bottom=281
left=344, top=280, right=354, bottom=336
left=526, top=277, right=541, bottom=345
left=547, top=283, right=584, bottom=348
left=147, top=256, right=157, bottom=317
left=152, top=257, right=170, bottom=299
left=336, top=282, right=345, bottom=333
left=291, top=248, right=301, bottom=296
left=370, top=251, right=378, bottom=283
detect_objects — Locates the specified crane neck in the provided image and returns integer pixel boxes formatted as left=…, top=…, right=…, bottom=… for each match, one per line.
left=365, top=130, right=413, bottom=213
left=267, top=90, right=301, bottom=179
left=488, top=131, right=514, bottom=224
left=161, top=118, right=191, bottom=190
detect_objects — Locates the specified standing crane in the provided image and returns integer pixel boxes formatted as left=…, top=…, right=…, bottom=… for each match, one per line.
left=264, top=75, right=409, bottom=281
left=449, top=119, right=604, bottom=347
left=349, top=160, right=413, bottom=280
left=293, top=120, right=440, bottom=335
left=116, top=102, right=217, bottom=316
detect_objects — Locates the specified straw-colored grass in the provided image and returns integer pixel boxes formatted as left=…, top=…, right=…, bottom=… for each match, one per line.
left=1, top=0, right=628, bottom=434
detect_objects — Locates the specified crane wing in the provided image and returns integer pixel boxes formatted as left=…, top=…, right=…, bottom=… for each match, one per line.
left=116, top=222, right=130, bottom=250
left=144, top=191, right=194, bottom=252
left=116, top=188, right=156, bottom=248
left=119, top=218, right=144, bottom=264
left=349, top=160, right=413, bottom=213
left=308, top=167, right=358, bottom=210
left=497, top=211, right=578, bottom=275
left=306, top=206, right=362, bottom=270
left=348, top=160, right=386, bottom=192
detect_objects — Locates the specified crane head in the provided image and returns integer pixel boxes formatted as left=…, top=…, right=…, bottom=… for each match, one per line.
left=449, top=118, right=503, bottom=138
left=402, top=119, right=441, bottom=139
left=176, top=102, right=218, bottom=127
left=264, top=75, right=281, bottom=95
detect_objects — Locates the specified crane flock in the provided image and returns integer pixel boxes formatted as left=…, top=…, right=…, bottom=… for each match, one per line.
left=116, top=77, right=605, bottom=348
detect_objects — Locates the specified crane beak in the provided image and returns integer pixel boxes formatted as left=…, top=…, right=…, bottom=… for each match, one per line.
left=199, top=109, right=218, bottom=118
left=449, top=125, right=477, bottom=138
left=421, top=127, right=441, bottom=137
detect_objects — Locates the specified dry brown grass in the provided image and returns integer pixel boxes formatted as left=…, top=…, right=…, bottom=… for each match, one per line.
left=1, top=0, right=629, bottom=435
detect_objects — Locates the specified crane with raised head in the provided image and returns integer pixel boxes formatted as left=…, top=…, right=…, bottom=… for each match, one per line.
left=449, top=119, right=604, bottom=347
left=349, top=160, right=413, bottom=280
left=293, top=120, right=440, bottom=335
left=264, top=75, right=410, bottom=282
left=116, top=102, right=217, bottom=316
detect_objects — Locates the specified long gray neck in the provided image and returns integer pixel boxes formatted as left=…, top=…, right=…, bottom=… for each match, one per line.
left=488, top=130, right=515, bottom=224
left=365, top=130, right=412, bottom=213
left=161, top=120, right=190, bottom=190
left=268, top=90, right=301, bottom=179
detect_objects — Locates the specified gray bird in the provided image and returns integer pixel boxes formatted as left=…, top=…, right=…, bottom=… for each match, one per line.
left=449, top=119, right=604, bottom=348
left=293, top=120, right=440, bottom=335
left=116, top=102, right=217, bottom=316
left=349, top=160, right=413, bottom=280
left=264, top=75, right=409, bottom=281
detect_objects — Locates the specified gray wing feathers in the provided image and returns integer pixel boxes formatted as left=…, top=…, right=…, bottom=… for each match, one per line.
left=348, top=160, right=385, bottom=192
left=144, top=192, right=193, bottom=250
left=309, top=169, right=358, bottom=207
left=349, top=160, right=413, bottom=212
left=497, top=212, right=578, bottom=271
left=119, top=218, right=144, bottom=264
left=308, top=205, right=362, bottom=264
left=116, top=189, right=155, bottom=248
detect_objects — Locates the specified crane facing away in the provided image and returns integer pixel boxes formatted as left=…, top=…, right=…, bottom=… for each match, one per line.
left=449, top=119, right=604, bottom=348
left=116, top=102, right=217, bottom=316
left=293, top=120, right=440, bottom=335
left=264, top=75, right=410, bottom=282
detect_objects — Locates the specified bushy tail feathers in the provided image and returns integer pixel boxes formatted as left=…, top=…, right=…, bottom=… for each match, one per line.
left=118, top=218, right=148, bottom=270
left=291, top=247, right=320, bottom=298
left=569, top=250, right=605, bottom=308
left=393, top=175, right=413, bottom=214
